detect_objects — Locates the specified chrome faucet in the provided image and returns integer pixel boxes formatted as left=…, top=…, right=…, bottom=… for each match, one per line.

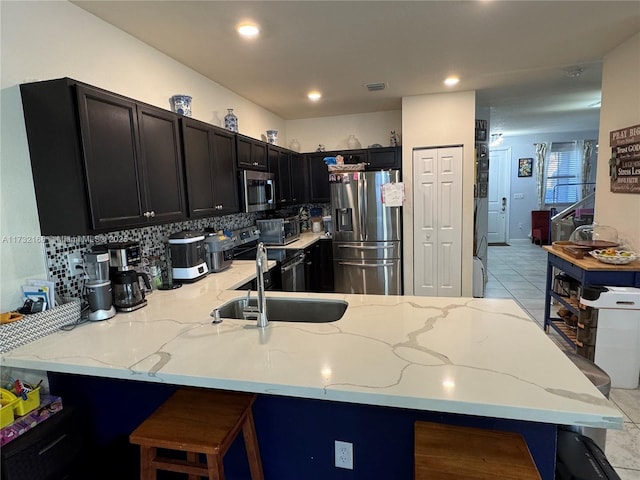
left=255, top=242, right=269, bottom=327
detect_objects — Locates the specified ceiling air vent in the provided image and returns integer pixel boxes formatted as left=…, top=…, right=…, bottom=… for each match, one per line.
left=365, top=82, right=386, bottom=92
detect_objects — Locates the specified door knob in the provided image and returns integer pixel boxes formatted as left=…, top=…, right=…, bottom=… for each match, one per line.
left=501, top=197, right=506, bottom=212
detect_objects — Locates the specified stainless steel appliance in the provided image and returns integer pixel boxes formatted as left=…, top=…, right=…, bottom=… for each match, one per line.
left=269, top=248, right=306, bottom=292
left=204, top=233, right=234, bottom=273
left=107, top=241, right=150, bottom=312
left=331, top=170, right=402, bottom=295
left=256, top=217, right=300, bottom=245
left=231, top=226, right=308, bottom=291
left=168, top=231, right=209, bottom=281
left=241, top=170, right=276, bottom=213
left=84, top=247, right=116, bottom=321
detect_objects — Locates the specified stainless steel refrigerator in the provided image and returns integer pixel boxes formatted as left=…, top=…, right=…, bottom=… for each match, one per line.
left=331, top=170, right=402, bottom=295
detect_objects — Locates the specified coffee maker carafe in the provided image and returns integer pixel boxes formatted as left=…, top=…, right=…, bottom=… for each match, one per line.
left=107, top=241, right=151, bottom=312
left=84, top=247, right=116, bottom=321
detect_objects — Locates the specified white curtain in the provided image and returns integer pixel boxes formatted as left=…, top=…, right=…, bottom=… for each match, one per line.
left=582, top=140, right=596, bottom=198
left=534, top=143, right=549, bottom=209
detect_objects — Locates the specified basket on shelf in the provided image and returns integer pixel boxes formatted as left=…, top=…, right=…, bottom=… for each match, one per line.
left=328, top=163, right=366, bottom=172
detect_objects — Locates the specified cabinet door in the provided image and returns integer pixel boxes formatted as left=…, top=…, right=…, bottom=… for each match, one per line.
left=318, top=239, right=335, bottom=292
left=270, top=147, right=293, bottom=204
left=182, top=118, right=217, bottom=217
left=307, top=153, right=330, bottom=203
left=211, top=128, right=239, bottom=214
left=182, top=119, right=239, bottom=217
left=252, top=141, right=268, bottom=170
left=236, top=135, right=268, bottom=170
left=290, top=152, right=307, bottom=204
left=137, top=105, right=186, bottom=224
left=236, top=135, right=254, bottom=169
left=342, top=150, right=366, bottom=164
left=76, top=85, right=146, bottom=230
left=367, top=147, right=401, bottom=170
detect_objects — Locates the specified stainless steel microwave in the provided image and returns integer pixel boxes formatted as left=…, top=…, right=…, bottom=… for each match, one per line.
left=241, top=170, right=276, bottom=213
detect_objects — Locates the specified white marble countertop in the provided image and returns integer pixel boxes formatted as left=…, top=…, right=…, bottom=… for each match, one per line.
left=1, top=259, right=623, bottom=429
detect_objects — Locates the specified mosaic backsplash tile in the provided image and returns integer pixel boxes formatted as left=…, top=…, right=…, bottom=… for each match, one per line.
left=45, top=212, right=256, bottom=301
left=44, top=204, right=329, bottom=302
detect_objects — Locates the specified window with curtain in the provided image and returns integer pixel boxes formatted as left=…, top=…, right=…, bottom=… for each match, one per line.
left=544, top=142, right=582, bottom=205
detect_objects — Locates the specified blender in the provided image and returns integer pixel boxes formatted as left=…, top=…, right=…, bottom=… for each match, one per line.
left=84, top=247, right=116, bottom=321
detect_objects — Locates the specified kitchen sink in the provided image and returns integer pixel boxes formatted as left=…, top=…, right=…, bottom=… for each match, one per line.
left=214, top=297, right=348, bottom=323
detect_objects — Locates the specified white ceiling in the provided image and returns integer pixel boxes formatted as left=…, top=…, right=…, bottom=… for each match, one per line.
left=72, top=1, right=640, bottom=136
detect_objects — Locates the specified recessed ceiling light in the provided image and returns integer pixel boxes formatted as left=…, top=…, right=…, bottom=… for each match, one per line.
left=308, top=91, right=322, bottom=101
left=237, top=23, right=260, bottom=38
left=444, top=76, right=460, bottom=87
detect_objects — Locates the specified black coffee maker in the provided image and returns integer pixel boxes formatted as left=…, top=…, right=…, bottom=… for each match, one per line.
left=107, top=241, right=151, bottom=312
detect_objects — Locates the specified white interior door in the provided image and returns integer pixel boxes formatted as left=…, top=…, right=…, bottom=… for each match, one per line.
left=413, top=146, right=462, bottom=297
left=487, top=148, right=511, bottom=244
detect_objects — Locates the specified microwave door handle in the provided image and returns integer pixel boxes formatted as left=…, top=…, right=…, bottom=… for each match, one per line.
left=266, top=179, right=274, bottom=205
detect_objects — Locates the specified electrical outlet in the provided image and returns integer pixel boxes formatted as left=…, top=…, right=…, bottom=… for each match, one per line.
left=513, top=193, right=525, bottom=199
left=335, top=440, right=353, bottom=470
left=67, top=252, right=84, bottom=276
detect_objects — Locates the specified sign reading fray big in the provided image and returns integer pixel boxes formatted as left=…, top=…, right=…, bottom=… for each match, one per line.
left=610, top=124, right=640, bottom=194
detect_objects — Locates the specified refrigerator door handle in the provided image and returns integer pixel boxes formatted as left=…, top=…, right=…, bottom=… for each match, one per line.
left=362, top=174, right=368, bottom=241
left=338, top=244, right=395, bottom=250
left=338, top=261, right=396, bottom=267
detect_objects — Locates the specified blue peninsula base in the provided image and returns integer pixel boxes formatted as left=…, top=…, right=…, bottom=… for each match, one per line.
left=48, top=373, right=556, bottom=479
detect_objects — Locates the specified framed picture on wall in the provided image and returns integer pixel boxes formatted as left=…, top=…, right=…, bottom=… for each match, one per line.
left=518, top=158, right=533, bottom=177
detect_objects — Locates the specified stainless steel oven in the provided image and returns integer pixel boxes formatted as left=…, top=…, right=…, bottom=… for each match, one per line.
left=241, top=170, right=276, bottom=213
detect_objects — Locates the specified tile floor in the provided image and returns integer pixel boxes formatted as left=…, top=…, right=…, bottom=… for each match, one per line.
left=485, top=240, right=640, bottom=479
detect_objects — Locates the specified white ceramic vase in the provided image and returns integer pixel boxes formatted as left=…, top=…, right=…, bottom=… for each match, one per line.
left=347, top=134, right=360, bottom=149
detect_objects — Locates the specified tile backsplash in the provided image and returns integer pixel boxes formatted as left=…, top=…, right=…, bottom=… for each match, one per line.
left=45, top=212, right=256, bottom=301
left=44, top=203, right=329, bottom=303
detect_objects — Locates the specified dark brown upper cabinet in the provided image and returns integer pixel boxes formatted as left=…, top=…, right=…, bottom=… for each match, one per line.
left=20, top=78, right=186, bottom=235
left=236, top=134, right=268, bottom=171
left=306, top=152, right=331, bottom=203
left=269, top=145, right=307, bottom=205
left=181, top=117, right=239, bottom=217
left=366, top=146, right=401, bottom=170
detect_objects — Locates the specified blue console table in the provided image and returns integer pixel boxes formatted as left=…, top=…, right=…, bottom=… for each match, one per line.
left=543, top=246, right=640, bottom=353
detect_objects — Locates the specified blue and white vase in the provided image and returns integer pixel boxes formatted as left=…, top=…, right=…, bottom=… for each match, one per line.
left=266, top=130, right=278, bottom=145
left=224, top=108, right=238, bottom=132
left=170, top=94, right=192, bottom=117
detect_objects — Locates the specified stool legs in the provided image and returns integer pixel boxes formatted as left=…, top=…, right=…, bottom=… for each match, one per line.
left=242, top=409, right=264, bottom=480
left=131, top=389, right=264, bottom=480
left=140, top=446, right=156, bottom=480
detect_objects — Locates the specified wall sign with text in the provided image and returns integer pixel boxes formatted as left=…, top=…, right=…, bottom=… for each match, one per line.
left=609, top=124, right=640, bottom=194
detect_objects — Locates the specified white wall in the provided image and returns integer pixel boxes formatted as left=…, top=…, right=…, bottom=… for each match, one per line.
left=0, top=1, right=285, bottom=310
left=595, top=32, right=640, bottom=251
left=286, top=111, right=402, bottom=153
left=401, top=91, right=477, bottom=296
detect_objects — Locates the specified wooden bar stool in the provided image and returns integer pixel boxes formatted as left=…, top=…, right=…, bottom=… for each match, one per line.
left=130, top=388, right=264, bottom=480
left=414, top=421, right=541, bottom=479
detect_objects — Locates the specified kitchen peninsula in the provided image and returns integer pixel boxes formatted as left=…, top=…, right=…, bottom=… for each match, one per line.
left=1, top=258, right=623, bottom=480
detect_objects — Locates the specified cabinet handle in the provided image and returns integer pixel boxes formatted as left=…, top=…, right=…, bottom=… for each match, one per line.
left=149, top=211, right=155, bottom=218
left=143, top=211, right=150, bottom=218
